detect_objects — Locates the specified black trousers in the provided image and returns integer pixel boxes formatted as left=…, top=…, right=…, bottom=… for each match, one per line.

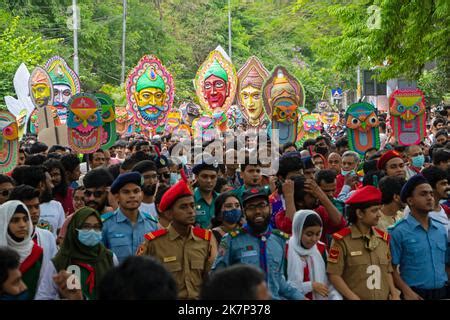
left=410, top=286, right=448, bottom=300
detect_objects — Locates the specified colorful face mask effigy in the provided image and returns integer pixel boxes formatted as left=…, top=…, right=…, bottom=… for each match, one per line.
left=29, top=67, right=54, bottom=109
left=296, top=113, right=323, bottom=148
left=320, top=111, right=340, bottom=127
left=262, top=66, right=305, bottom=145
left=94, top=93, right=117, bottom=150
left=237, top=56, right=269, bottom=128
left=389, top=89, right=426, bottom=146
left=194, top=46, right=237, bottom=114
left=165, top=110, right=182, bottom=134
left=115, top=106, right=131, bottom=136
left=179, top=102, right=201, bottom=126
left=45, top=56, right=81, bottom=124
left=67, top=93, right=103, bottom=154
left=126, top=55, right=174, bottom=134
left=345, top=102, right=380, bottom=158
left=192, top=114, right=217, bottom=143
left=0, top=111, right=19, bottom=174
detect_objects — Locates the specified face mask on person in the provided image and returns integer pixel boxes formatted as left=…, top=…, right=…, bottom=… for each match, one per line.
left=222, top=209, right=242, bottom=224
left=0, top=290, right=29, bottom=301
left=77, top=229, right=102, bottom=247
left=411, top=154, right=425, bottom=168
left=169, top=173, right=180, bottom=186
left=341, top=169, right=355, bottom=176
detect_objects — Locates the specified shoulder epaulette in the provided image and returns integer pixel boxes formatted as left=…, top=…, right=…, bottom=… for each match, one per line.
left=272, top=229, right=290, bottom=240
left=142, top=212, right=159, bottom=224
left=192, top=227, right=212, bottom=241
left=373, top=227, right=390, bottom=242
left=100, top=211, right=115, bottom=222
left=332, top=227, right=351, bottom=240
left=144, top=228, right=168, bottom=241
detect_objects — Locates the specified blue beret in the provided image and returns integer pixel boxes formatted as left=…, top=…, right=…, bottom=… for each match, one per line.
left=111, top=172, right=143, bottom=194
left=400, top=174, right=429, bottom=203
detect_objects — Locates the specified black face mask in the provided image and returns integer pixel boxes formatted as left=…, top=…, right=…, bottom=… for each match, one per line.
left=142, top=184, right=157, bottom=196
left=315, top=146, right=328, bottom=156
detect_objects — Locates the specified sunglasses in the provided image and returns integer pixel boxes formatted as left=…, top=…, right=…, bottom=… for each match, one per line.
left=84, top=190, right=106, bottom=198
left=0, top=189, right=11, bottom=197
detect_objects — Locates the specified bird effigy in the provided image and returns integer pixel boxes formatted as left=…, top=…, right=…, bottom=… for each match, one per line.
left=345, top=102, right=380, bottom=158
left=389, top=89, right=426, bottom=146
left=296, top=113, right=323, bottom=148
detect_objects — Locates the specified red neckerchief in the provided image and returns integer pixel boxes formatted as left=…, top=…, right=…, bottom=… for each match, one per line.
left=74, top=262, right=95, bottom=294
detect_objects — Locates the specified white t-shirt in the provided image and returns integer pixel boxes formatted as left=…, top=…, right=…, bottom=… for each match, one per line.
left=35, top=228, right=58, bottom=265
left=38, top=201, right=65, bottom=237
left=139, top=202, right=158, bottom=219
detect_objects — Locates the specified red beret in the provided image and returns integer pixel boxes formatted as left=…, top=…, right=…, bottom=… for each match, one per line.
left=377, top=150, right=402, bottom=170
left=345, top=185, right=382, bottom=205
left=158, top=179, right=193, bottom=212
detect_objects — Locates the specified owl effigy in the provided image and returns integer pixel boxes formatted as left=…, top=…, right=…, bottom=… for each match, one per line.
left=389, top=89, right=426, bottom=146
left=0, top=111, right=19, bottom=174
left=94, top=93, right=117, bottom=151
left=67, top=93, right=103, bottom=154
left=345, top=102, right=380, bottom=158
left=296, top=113, right=323, bottom=148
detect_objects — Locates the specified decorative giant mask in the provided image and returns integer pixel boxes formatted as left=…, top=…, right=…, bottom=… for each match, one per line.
left=319, top=111, right=340, bottom=127
left=126, top=55, right=174, bottom=132
left=166, top=110, right=182, bottom=134
left=45, top=56, right=81, bottom=124
left=29, top=67, right=53, bottom=109
left=345, top=102, right=380, bottom=158
left=179, top=102, right=201, bottom=126
left=115, top=106, right=131, bottom=136
left=192, top=114, right=217, bottom=143
left=95, top=93, right=117, bottom=150
left=237, top=56, right=269, bottom=127
left=389, top=89, right=426, bottom=146
left=262, top=66, right=304, bottom=145
left=0, top=111, right=19, bottom=174
left=67, top=93, right=103, bottom=154
left=296, top=113, right=322, bottom=148
left=194, top=46, right=237, bottom=114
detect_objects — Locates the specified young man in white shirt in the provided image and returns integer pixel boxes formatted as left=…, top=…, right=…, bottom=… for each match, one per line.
left=132, top=160, right=159, bottom=219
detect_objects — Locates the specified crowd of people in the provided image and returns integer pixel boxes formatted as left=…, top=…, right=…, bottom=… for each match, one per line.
left=0, top=107, right=450, bottom=301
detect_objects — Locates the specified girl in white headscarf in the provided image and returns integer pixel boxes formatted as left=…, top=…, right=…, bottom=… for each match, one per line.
left=287, top=209, right=342, bottom=300
left=0, top=200, right=46, bottom=299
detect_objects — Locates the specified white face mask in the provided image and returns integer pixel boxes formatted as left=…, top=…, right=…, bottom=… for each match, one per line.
left=341, top=169, right=355, bottom=176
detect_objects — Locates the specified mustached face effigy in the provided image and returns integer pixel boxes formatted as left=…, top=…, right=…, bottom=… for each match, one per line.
left=296, top=113, right=323, bottom=148
left=45, top=56, right=81, bottom=124
left=237, top=56, right=269, bottom=128
left=67, top=93, right=103, bottom=153
left=126, top=55, right=174, bottom=135
left=0, top=111, right=19, bottom=174
left=389, top=89, right=426, bottom=146
left=263, top=66, right=304, bottom=145
left=345, top=102, right=380, bottom=158
left=94, top=93, right=117, bottom=150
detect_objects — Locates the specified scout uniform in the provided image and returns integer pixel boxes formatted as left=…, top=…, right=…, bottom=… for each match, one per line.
left=212, top=188, right=304, bottom=300
left=21, top=243, right=44, bottom=299
left=137, top=170, right=217, bottom=299
left=327, top=185, right=393, bottom=300
left=137, top=225, right=216, bottom=299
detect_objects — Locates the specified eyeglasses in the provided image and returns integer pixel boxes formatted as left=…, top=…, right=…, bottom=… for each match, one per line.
left=84, top=190, right=106, bottom=198
left=0, top=189, right=12, bottom=197
left=223, top=203, right=241, bottom=210
left=245, top=201, right=269, bottom=211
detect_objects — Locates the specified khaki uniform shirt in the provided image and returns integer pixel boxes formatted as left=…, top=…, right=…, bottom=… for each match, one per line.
left=327, top=225, right=393, bottom=300
left=377, top=210, right=404, bottom=232
left=137, top=225, right=217, bottom=299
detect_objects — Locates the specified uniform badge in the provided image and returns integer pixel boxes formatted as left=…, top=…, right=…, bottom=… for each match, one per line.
left=163, top=256, right=177, bottom=262
left=350, top=251, right=362, bottom=256
left=328, top=246, right=340, bottom=263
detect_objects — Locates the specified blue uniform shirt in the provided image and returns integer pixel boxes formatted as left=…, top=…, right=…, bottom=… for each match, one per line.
left=212, top=225, right=304, bottom=300
left=102, top=208, right=158, bottom=263
left=389, top=214, right=449, bottom=290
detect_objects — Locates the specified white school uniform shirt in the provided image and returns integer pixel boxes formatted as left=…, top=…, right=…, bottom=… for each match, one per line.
left=35, top=227, right=58, bottom=264
left=38, top=200, right=65, bottom=237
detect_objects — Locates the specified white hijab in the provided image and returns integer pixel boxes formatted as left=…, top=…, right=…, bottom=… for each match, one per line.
left=0, top=200, right=34, bottom=263
left=287, top=209, right=341, bottom=300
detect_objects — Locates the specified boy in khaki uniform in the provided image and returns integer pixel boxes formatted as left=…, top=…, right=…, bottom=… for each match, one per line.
left=327, top=185, right=400, bottom=300
left=137, top=173, right=217, bottom=299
